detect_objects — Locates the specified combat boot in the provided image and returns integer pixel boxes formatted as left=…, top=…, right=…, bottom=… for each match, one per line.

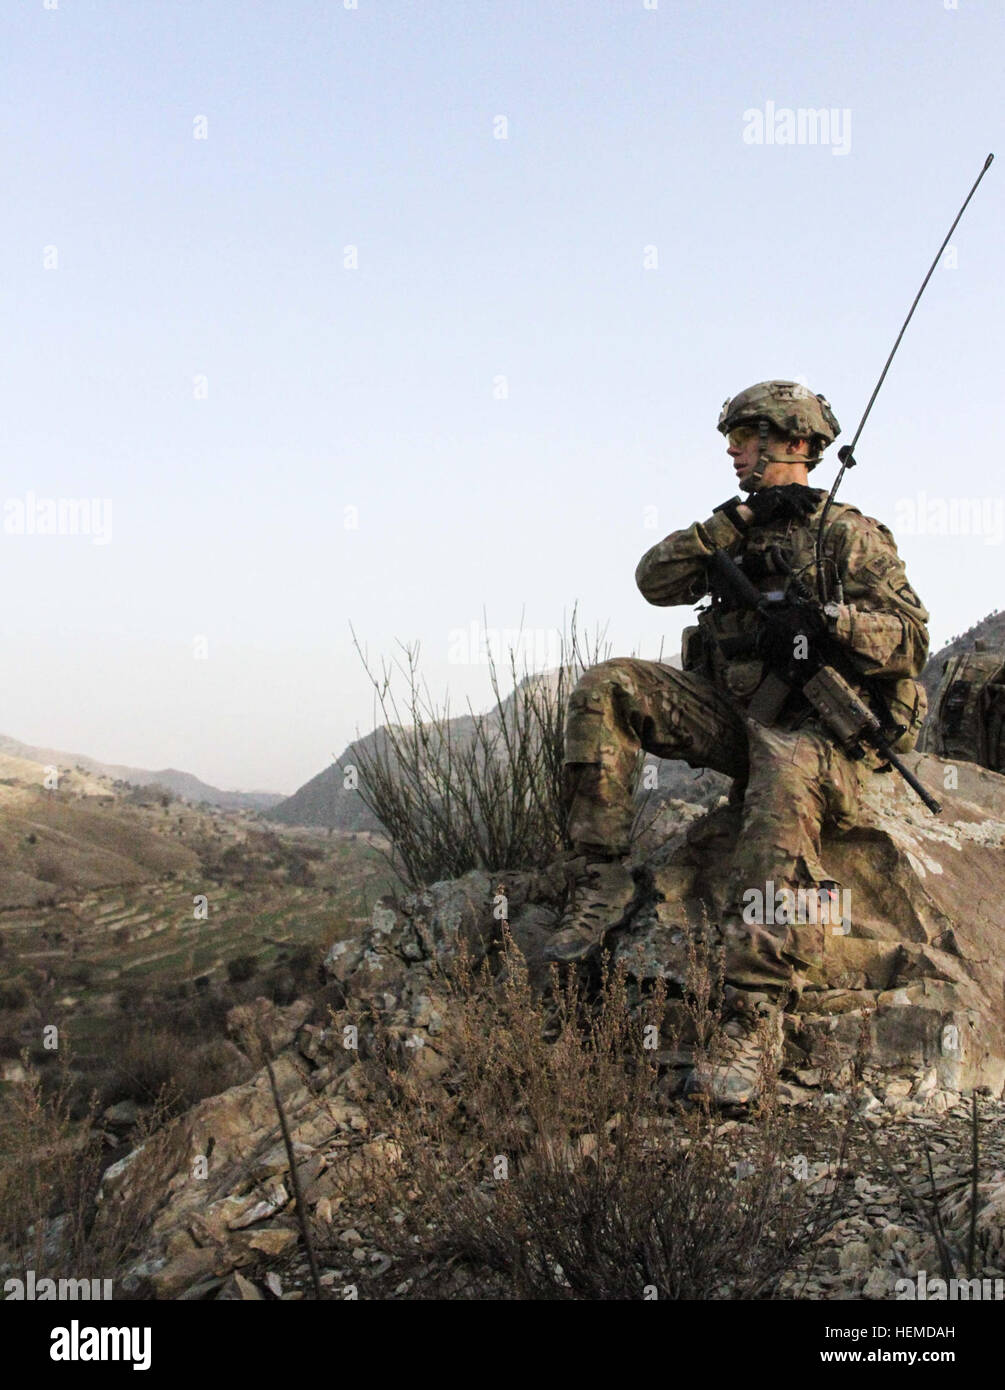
left=684, top=988, right=784, bottom=1106
left=543, top=855, right=640, bottom=964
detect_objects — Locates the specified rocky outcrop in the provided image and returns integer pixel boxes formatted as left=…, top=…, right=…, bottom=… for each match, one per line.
left=618, top=754, right=1005, bottom=1099
left=319, top=754, right=1005, bottom=1099
left=100, top=753, right=1005, bottom=1297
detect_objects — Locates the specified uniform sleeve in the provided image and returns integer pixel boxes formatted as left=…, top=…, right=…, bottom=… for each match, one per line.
left=825, top=514, right=929, bottom=679
left=635, top=509, right=745, bottom=607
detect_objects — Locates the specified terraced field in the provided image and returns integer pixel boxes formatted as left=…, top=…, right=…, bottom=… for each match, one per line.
left=0, top=819, right=402, bottom=1079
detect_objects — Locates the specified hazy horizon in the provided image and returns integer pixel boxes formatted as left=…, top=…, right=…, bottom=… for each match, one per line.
left=3, top=0, right=1001, bottom=794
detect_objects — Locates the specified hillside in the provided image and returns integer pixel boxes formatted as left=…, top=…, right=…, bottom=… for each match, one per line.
left=0, top=745, right=401, bottom=1120
left=0, top=734, right=283, bottom=812
left=265, top=728, right=387, bottom=832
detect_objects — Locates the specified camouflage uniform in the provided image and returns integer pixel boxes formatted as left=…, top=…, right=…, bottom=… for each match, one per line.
left=564, top=490, right=929, bottom=992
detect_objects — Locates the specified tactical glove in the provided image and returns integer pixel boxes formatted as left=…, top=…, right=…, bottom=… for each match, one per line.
left=745, top=484, right=819, bottom=526
left=712, top=495, right=750, bottom=533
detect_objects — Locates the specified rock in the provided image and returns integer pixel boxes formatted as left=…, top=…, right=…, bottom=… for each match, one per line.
left=190, top=1193, right=271, bottom=1241
left=326, top=873, right=496, bottom=993
left=249, top=1140, right=315, bottom=1182
left=862, top=1267, right=897, bottom=1299
left=914, top=1067, right=939, bottom=1097
left=226, top=996, right=312, bottom=1057
left=216, top=1272, right=264, bottom=1301
left=315, top=756, right=1005, bottom=1103
left=505, top=903, right=562, bottom=989
left=776, top=1081, right=816, bottom=1106
left=239, top=1227, right=297, bottom=1257
left=95, top=754, right=1005, bottom=1296
left=806, top=939, right=901, bottom=992
left=613, top=912, right=691, bottom=986
left=296, top=1023, right=357, bottom=1075
left=224, top=1179, right=289, bottom=1230
left=837, top=1239, right=871, bottom=1273
left=302, top=1167, right=343, bottom=1208
left=884, top=1078, right=913, bottom=1100
left=177, top=1276, right=225, bottom=1301
left=150, top=1248, right=222, bottom=1299
left=796, top=989, right=879, bottom=1016
left=102, top=1099, right=142, bottom=1128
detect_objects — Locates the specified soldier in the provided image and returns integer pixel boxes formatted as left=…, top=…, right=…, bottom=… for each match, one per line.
left=547, top=381, right=929, bottom=1096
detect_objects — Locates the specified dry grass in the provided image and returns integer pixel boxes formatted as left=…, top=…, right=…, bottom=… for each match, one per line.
left=341, top=932, right=847, bottom=1300
left=0, top=1051, right=177, bottom=1287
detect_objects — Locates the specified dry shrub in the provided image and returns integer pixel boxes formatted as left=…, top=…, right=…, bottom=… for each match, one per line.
left=104, top=1029, right=186, bottom=1108
left=347, top=932, right=843, bottom=1300
left=348, top=615, right=619, bottom=887
left=179, top=1038, right=253, bottom=1106
left=0, top=1052, right=176, bottom=1286
left=102, top=1028, right=250, bottom=1113
left=227, top=953, right=258, bottom=984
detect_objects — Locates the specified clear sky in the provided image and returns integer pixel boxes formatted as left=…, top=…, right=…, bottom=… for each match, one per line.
left=2, top=0, right=1001, bottom=793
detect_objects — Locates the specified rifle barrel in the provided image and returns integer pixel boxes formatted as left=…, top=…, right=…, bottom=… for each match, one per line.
left=872, top=742, right=943, bottom=815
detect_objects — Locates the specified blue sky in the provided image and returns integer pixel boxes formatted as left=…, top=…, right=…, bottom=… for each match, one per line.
left=1, top=0, right=1001, bottom=791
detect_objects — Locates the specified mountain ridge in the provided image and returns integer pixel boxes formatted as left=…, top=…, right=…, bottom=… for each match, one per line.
left=0, top=734, right=284, bottom=812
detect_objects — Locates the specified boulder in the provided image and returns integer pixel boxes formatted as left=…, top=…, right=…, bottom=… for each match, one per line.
left=226, top=996, right=312, bottom=1057
left=618, top=753, right=1005, bottom=1095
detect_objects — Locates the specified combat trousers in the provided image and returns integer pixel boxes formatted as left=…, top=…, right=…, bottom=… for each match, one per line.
left=562, top=658, right=865, bottom=993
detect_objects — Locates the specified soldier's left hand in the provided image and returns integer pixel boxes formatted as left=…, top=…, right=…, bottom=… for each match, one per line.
left=746, top=484, right=818, bottom=525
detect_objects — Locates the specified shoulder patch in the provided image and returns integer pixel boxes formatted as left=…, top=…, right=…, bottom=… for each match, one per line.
left=863, top=553, right=896, bottom=580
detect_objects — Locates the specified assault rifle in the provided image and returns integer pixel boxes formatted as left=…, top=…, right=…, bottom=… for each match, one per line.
left=709, top=547, right=943, bottom=815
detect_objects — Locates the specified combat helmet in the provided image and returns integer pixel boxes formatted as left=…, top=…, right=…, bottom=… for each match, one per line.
left=717, top=380, right=840, bottom=471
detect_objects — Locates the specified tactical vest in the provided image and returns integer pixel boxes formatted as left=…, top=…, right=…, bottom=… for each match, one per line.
left=695, top=519, right=816, bottom=705
left=921, top=646, right=1005, bottom=773
left=682, top=501, right=926, bottom=748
